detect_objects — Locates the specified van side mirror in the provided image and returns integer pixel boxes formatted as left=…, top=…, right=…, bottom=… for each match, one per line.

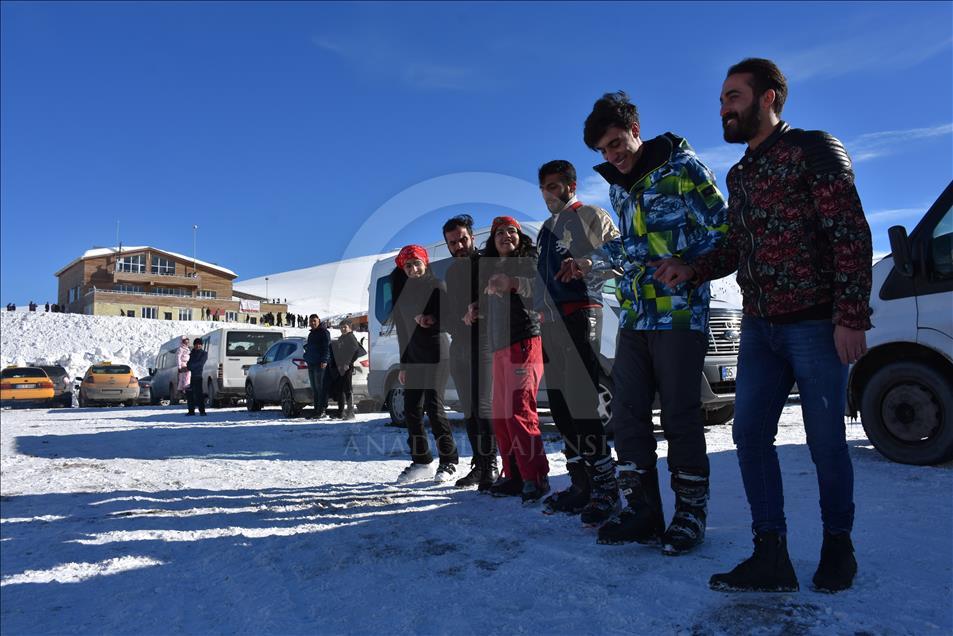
left=148, top=368, right=156, bottom=376
left=888, top=225, right=914, bottom=277
left=257, top=357, right=264, bottom=365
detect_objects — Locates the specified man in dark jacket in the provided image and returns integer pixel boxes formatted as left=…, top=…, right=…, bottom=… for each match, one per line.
left=185, top=338, right=208, bottom=416
left=304, top=314, right=331, bottom=418
left=534, top=159, right=621, bottom=525
left=442, top=214, right=499, bottom=490
left=653, top=58, right=872, bottom=593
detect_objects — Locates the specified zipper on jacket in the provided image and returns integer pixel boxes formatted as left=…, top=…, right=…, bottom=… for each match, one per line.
left=737, top=170, right=766, bottom=316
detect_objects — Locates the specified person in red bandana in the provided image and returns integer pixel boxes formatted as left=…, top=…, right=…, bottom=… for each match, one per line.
left=390, top=244, right=459, bottom=484
left=474, top=217, right=550, bottom=504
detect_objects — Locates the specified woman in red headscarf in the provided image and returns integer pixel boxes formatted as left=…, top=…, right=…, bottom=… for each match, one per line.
left=477, top=216, right=550, bottom=504
left=389, top=245, right=459, bottom=484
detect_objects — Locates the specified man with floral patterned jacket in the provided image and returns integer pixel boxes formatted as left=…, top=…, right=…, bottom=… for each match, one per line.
left=654, top=58, right=872, bottom=594
left=577, top=91, right=728, bottom=556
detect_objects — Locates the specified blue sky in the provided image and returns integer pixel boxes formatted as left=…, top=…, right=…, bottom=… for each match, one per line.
left=2, top=1, right=951, bottom=304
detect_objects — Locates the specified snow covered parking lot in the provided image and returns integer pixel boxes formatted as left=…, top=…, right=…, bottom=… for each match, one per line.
left=1, top=405, right=950, bottom=635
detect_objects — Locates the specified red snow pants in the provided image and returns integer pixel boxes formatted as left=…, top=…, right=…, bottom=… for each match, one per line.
left=492, top=336, right=549, bottom=484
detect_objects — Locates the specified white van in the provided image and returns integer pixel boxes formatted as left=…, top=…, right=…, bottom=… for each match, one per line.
left=848, top=181, right=953, bottom=465
left=198, top=328, right=286, bottom=407
left=149, top=334, right=204, bottom=404
left=367, top=221, right=744, bottom=430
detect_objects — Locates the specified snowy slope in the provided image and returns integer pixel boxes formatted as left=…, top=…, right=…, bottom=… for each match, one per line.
left=0, top=312, right=308, bottom=380
left=234, top=253, right=394, bottom=318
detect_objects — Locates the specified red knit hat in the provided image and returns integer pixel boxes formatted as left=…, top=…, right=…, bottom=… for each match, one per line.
left=491, top=215, right=521, bottom=236
left=395, top=244, right=429, bottom=269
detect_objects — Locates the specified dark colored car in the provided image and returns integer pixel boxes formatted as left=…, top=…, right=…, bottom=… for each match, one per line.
left=34, top=364, right=73, bottom=408
left=137, top=376, right=153, bottom=405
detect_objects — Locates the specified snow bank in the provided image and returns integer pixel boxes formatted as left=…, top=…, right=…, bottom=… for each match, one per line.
left=0, top=312, right=308, bottom=380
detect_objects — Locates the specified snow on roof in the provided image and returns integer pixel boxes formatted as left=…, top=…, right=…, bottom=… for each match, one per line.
left=55, top=246, right=237, bottom=278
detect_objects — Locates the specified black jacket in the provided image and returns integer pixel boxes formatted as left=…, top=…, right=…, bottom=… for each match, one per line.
left=304, top=326, right=331, bottom=366
left=330, top=332, right=366, bottom=377
left=186, top=348, right=208, bottom=374
left=481, top=252, right=541, bottom=352
left=390, top=269, right=449, bottom=366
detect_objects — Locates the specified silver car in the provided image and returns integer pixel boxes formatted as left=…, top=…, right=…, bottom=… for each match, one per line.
left=245, top=337, right=369, bottom=418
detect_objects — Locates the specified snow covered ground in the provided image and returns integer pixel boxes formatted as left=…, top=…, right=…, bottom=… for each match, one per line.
left=1, top=404, right=950, bottom=635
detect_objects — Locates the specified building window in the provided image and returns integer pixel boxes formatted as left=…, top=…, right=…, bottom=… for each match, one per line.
left=116, top=254, right=145, bottom=273
left=126, top=309, right=136, bottom=318
left=68, top=288, right=76, bottom=303
left=164, top=311, right=173, bottom=320
left=197, top=290, right=217, bottom=298
left=151, top=256, right=175, bottom=276
left=154, top=287, right=192, bottom=297
left=178, top=308, right=193, bottom=321
left=115, top=284, right=144, bottom=294
left=225, top=311, right=238, bottom=322
left=142, top=307, right=158, bottom=319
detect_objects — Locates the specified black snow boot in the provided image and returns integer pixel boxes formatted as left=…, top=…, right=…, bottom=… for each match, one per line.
left=521, top=477, right=551, bottom=506
left=579, top=456, right=620, bottom=527
left=812, top=532, right=857, bottom=593
left=597, top=465, right=665, bottom=545
left=709, top=532, right=799, bottom=592
left=477, top=456, right=499, bottom=493
left=542, top=456, right=590, bottom=515
left=489, top=456, right=523, bottom=498
left=455, top=456, right=494, bottom=488
left=662, top=472, right=709, bottom=556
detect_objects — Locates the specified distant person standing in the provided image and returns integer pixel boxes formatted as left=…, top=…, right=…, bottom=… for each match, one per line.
left=176, top=336, right=191, bottom=400
left=185, top=338, right=208, bottom=416
left=329, top=319, right=365, bottom=419
left=304, top=314, right=331, bottom=418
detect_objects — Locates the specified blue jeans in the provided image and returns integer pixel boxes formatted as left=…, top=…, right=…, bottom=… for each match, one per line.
left=308, top=365, right=327, bottom=413
left=733, top=316, right=854, bottom=535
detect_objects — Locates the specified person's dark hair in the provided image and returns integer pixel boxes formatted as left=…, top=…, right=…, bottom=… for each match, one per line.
left=538, top=160, right=576, bottom=186
left=726, top=58, right=787, bottom=115
left=193, top=338, right=203, bottom=346
left=584, top=91, right=640, bottom=150
left=309, top=313, right=319, bottom=321
left=442, top=213, right=474, bottom=237
left=339, top=318, right=352, bottom=329
left=482, top=229, right=537, bottom=258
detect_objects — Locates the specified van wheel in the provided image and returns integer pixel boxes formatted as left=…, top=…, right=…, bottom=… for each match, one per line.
left=861, top=361, right=953, bottom=465
left=280, top=382, right=301, bottom=418
left=207, top=380, right=223, bottom=408
left=597, top=374, right=614, bottom=437
left=386, top=377, right=406, bottom=427
left=703, top=403, right=735, bottom=426
left=246, top=382, right=263, bottom=412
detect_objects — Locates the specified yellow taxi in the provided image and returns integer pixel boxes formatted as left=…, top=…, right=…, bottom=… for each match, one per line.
left=1, top=366, right=56, bottom=408
left=79, top=362, right=140, bottom=407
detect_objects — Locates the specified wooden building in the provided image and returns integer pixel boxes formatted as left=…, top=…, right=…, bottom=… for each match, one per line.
left=55, top=246, right=287, bottom=323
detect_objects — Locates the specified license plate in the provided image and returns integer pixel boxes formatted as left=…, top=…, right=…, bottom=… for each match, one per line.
left=719, top=366, right=737, bottom=382
left=15, top=383, right=38, bottom=389
left=103, top=389, right=121, bottom=394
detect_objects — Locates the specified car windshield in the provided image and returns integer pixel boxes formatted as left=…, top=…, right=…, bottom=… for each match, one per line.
left=91, top=365, right=132, bottom=374
left=226, top=331, right=283, bottom=357
left=2, top=368, right=47, bottom=379
left=38, top=366, right=67, bottom=379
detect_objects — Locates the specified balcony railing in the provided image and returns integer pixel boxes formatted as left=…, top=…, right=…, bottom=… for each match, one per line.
left=112, top=268, right=201, bottom=287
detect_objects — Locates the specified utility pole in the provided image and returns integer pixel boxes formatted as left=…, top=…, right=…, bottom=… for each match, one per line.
left=192, top=225, right=198, bottom=276
left=265, top=277, right=270, bottom=302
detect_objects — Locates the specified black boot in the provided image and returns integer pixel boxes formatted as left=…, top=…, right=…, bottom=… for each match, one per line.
left=812, top=532, right=857, bottom=593
left=662, top=471, right=709, bottom=556
left=477, top=456, right=499, bottom=493
left=580, top=456, right=620, bottom=527
left=542, top=457, right=590, bottom=515
left=454, top=457, right=485, bottom=488
left=709, top=532, right=800, bottom=592
left=489, top=455, right=523, bottom=497
left=597, top=465, right=665, bottom=545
